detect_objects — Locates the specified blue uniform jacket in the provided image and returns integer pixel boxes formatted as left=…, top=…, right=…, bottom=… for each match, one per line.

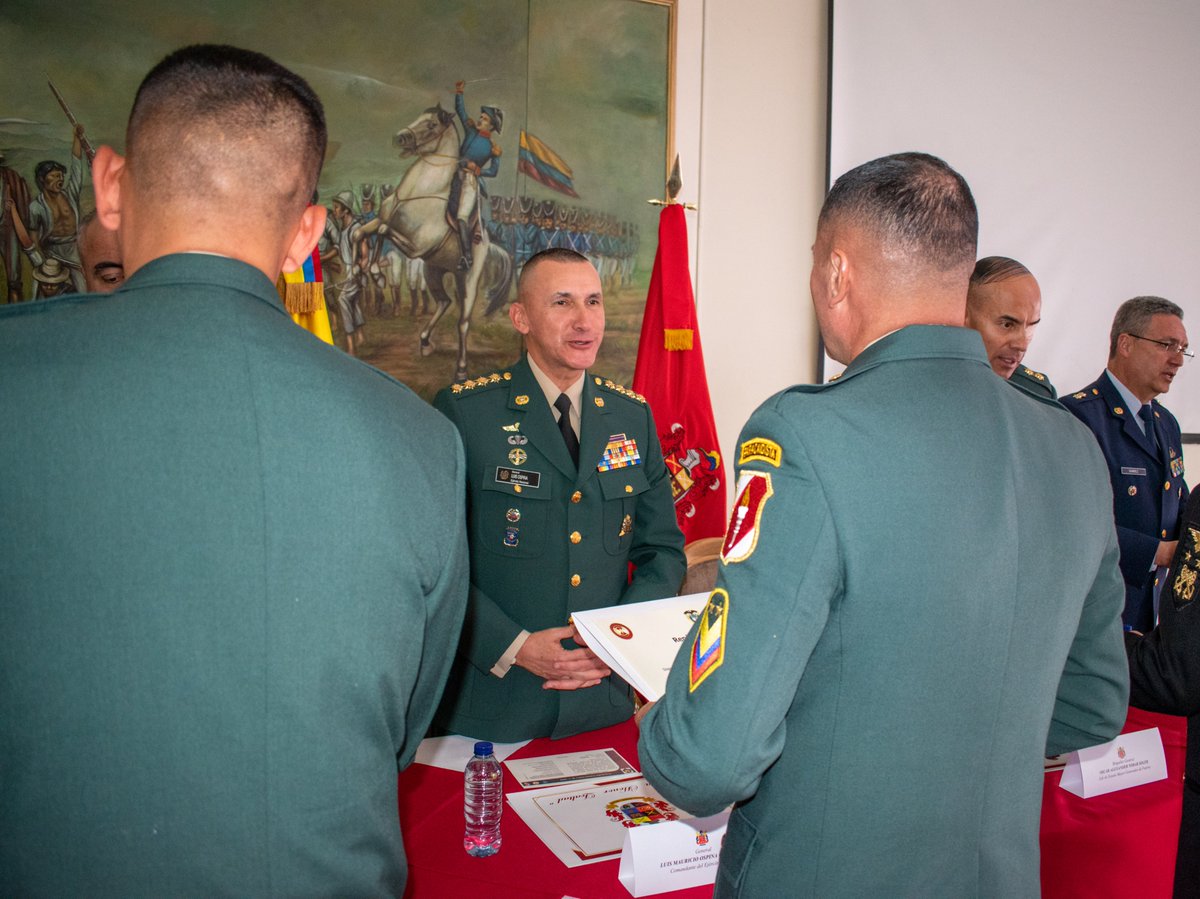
left=455, top=92, right=500, bottom=178
left=1062, top=372, right=1187, bottom=631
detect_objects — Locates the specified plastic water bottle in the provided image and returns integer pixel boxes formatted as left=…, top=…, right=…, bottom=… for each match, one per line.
left=464, top=741, right=503, bottom=857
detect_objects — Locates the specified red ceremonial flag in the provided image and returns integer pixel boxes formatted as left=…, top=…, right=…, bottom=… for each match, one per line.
left=632, top=204, right=727, bottom=543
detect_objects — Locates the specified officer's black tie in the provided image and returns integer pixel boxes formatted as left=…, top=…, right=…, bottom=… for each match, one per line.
left=1140, top=404, right=1159, bottom=455
left=554, top=393, right=580, bottom=467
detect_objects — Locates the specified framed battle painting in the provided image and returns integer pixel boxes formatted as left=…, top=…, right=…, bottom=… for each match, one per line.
left=0, top=0, right=674, bottom=400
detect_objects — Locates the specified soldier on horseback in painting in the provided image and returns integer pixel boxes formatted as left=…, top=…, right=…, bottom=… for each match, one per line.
left=450, top=80, right=502, bottom=271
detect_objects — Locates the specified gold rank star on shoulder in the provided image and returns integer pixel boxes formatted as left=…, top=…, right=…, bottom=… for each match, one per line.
left=595, top=377, right=646, bottom=404
left=451, top=371, right=510, bottom=395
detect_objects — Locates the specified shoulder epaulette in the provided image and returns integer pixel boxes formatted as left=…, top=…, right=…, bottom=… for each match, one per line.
left=449, top=370, right=511, bottom=395
left=1021, top=367, right=1047, bottom=382
left=1068, top=386, right=1102, bottom=401
left=592, top=375, right=646, bottom=404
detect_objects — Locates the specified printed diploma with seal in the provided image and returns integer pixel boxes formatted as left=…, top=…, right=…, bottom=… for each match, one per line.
left=506, top=774, right=688, bottom=866
left=571, top=593, right=708, bottom=701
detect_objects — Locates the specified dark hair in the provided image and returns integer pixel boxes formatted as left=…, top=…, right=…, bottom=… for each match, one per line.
left=517, top=248, right=592, bottom=295
left=34, top=160, right=66, bottom=191
left=970, top=256, right=1031, bottom=286
left=127, top=44, right=326, bottom=211
left=819, top=152, right=978, bottom=273
left=1109, top=296, right=1184, bottom=357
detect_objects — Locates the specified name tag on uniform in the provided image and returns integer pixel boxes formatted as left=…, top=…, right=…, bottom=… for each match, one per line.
left=495, top=466, right=541, bottom=488
left=1121, top=467, right=1147, bottom=476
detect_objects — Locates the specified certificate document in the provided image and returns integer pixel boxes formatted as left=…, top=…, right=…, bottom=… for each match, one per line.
left=508, top=775, right=687, bottom=863
left=572, top=593, right=708, bottom=701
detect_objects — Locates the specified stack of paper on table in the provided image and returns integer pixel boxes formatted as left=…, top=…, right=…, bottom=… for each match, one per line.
left=571, top=592, right=708, bottom=701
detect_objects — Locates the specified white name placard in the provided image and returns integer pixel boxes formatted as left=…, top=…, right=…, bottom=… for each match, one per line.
left=1059, top=727, right=1167, bottom=798
left=617, top=810, right=730, bottom=897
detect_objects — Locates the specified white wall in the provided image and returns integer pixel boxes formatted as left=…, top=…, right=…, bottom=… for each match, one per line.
left=680, top=0, right=828, bottom=462
left=679, top=0, right=1197, bottom=490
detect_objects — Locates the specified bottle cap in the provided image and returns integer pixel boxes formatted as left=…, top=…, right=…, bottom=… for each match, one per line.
left=474, top=741, right=493, bottom=756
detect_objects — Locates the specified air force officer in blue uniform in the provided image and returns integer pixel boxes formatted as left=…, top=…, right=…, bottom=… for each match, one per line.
left=1063, top=297, right=1189, bottom=632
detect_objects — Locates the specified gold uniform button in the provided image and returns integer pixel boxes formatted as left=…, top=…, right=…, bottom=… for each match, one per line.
left=1165, top=481, right=1171, bottom=491
left=1128, top=486, right=1137, bottom=496
left=1162, top=529, right=1168, bottom=538
left=514, top=484, right=522, bottom=493
left=570, top=531, right=582, bottom=544
left=571, top=490, right=582, bottom=503
left=624, top=485, right=633, bottom=494
left=570, top=574, right=581, bottom=587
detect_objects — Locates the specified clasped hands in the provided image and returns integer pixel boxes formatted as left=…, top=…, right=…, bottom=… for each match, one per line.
left=515, top=624, right=610, bottom=691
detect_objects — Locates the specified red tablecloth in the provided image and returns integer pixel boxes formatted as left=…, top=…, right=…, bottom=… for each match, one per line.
left=399, top=708, right=1185, bottom=898
left=1039, top=706, right=1186, bottom=899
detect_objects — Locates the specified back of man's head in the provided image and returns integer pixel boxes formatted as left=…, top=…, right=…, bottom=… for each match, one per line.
left=125, top=44, right=326, bottom=234
left=819, top=152, right=978, bottom=280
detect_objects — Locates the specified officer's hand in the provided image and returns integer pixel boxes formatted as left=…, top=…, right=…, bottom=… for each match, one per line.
left=455, top=80, right=465, bottom=92
left=1155, top=540, right=1178, bottom=567
left=516, top=625, right=611, bottom=691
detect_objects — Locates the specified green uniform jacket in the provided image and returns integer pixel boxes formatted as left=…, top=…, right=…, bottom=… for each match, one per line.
left=639, top=325, right=1129, bottom=898
left=0, top=254, right=469, bottom=897
left=433, top=356, right=685, bottom=741
left=1009, top=363, right=1057, bottom=399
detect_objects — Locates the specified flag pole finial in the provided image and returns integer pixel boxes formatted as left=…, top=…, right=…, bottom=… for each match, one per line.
left=648, top=155, right=697, bottom=209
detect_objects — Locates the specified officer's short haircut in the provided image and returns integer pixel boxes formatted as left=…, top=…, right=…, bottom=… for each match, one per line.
left=1109, top=296, right=1185, bottom=358
left=126, top=44, right=326, bottom=223
left=818, top=152, right=978, bottom=274
left=517, top=248, right=593, bottom=297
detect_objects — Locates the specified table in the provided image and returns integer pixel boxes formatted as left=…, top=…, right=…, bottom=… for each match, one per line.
left=399, top=708, right=1185, bottom=899
left=1040, top=707, right=1185, bottom=899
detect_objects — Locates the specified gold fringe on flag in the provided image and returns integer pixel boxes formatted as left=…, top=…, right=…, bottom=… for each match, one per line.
left=663, top=328, right=694, bottom=351
left=283, top=281, right=324, bottom=314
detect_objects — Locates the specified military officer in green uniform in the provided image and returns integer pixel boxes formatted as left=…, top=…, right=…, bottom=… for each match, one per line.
left=434, top=247, right=685, bottom=742
left=966, top=254, right=1057, bottom=398
left=638, top=153, right=1129, bottom=897
left=0, top=46, right=468, bottom=897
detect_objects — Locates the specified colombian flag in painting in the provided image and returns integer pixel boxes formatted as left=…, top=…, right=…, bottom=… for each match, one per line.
left=518, top=130, right=580, bottom=198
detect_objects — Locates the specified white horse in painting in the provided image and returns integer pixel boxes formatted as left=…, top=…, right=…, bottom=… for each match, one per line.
left=366, top=104, right=512, bottom=381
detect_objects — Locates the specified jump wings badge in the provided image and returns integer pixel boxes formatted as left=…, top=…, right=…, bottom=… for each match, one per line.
left=721, top=471, right=774, bottom=563
left=689, top=588, right=728, bottom=691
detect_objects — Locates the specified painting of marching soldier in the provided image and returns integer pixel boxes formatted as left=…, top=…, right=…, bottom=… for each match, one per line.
left=0, top=0, right=672, bottom=401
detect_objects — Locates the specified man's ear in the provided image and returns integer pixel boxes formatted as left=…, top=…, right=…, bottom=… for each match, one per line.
left=819, top=246, right=851, bottom=310
left=281, top=204, right=327, bottom=273
left=508, top=300, right=530, bottom=336
left=91, top=146, right=125, bottom=232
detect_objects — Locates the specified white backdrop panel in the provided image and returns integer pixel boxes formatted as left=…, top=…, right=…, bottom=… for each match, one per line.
left=828, top=0, right=1199, bottom=433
